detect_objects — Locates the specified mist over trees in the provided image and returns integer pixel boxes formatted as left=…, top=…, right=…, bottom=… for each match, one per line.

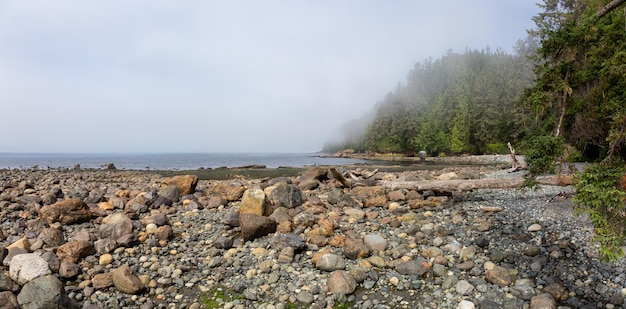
left=327, top=0, right=626, bottom=164
left=325, top=0, right=626, bottom=261
left=324, top=44, right=537, bottom=155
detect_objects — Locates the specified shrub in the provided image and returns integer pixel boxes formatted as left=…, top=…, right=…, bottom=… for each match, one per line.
left=523, top=135, right=565, bottom=175
left=573, top=160, right=626, bottom=261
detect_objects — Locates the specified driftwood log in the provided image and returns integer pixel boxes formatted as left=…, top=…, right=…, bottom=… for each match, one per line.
left=378, top=175, right=573, bottom=191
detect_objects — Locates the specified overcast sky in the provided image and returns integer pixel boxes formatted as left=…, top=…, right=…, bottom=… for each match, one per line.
left=0, top=1, right=540, bottom=153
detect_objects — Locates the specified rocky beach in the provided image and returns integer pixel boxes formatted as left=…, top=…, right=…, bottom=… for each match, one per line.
left=0, top=157, right=624, bottom=309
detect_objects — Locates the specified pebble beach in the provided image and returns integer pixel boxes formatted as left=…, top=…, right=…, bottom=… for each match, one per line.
left=0, top=160, right=624, bottom=309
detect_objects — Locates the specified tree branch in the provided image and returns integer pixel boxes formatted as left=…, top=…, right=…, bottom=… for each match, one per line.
left=598, top=0, right=626, bottom=18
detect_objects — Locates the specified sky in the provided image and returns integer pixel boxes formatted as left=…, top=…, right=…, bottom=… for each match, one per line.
left=0, top=1, right=541, bottom=153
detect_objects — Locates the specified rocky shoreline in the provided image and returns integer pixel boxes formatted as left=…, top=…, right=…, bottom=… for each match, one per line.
left=0, top=163, right=624, bottom=309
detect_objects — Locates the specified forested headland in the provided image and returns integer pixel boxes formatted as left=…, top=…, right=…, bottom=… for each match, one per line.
left=325, top=0, right=626, bottom=164
left=325, top=0, right=626, bottom=261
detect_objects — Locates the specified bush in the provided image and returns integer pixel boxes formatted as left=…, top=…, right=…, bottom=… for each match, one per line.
left=573, top=160, right=626, bottom=261
left=485, top=142, right=509, bottom=154
left=523, top=135, right=565, bottom=175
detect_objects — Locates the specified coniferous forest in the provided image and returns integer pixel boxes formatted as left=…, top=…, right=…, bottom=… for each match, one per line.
left=326, top=0, right=626, bottom=163
left=326, top=0, right=626, bottom=260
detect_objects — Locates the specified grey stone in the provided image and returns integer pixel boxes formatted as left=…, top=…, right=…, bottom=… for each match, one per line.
left=213, top=236, right=233, bottom=249
left=268, top=183, right=303, bottom=208
left=316, top=253, right=346, bottom=272
left=396, top=260, right=428, bottom=276
left=455, top=279, right=474, bottom=296
left=364, top=234, right=388, bottom=252
left=99, top=213, right=133, bottom=240
left=159, top=186, right=180, bottom=203
left=271, top=233, right=306, bottom=250
left=17, top=275, right=78, bottom=309
left=296, top=290, right=314, bottom=304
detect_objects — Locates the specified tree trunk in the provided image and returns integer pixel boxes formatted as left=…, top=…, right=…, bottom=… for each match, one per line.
left=378, top=175, right=573, bottom=192
left=598, top=0, right=626, bottom=18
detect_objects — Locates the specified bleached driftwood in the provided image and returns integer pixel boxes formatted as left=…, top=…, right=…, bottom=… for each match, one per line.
left=378, top=174, right=573, bottom=192
left=507, top=142, right=527, bottom=173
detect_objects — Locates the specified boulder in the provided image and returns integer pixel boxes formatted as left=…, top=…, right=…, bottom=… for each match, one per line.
left=9, top=253, right=52, bottom=285
left=158, top=186, right=179, bottom=204
left=211, top=183, right=245, bottom=202
left=0, top=291, right=19, bottom=309
left=56, top=240, right=95, bottom=263
left=364, top=234, right=388, bottom=252
left=239, top=188, right=271, bottom=216
left=327, top=270, right=357, bottom=295
left=112, top=265, right=145, bottom=294
left=59, top=261, right=80, bottom=278
left=268, top=183, right=304, bottom=208
left=161, top=174, right=198, bottom=196
left=37, top=227, right=65, bottom=247
left=316, top=253, right=346, bottom=272
left=17, top=275, right=79, bottom=309
left=92, top=273, right=113, bottom=289
left=39, top=198, right=91, bottom=225
left=343, top=236, right=370, bottom=260
left=271, top=233, right=306, bottom=251
left=99, top=213, right=133, bottom=241
left=240, top=213, right=276, bottom=241
left=485, top=266, right=512, bottom=287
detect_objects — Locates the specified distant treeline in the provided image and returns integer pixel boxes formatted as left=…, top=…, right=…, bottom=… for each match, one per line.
left=324, top=42, right=537, bottom=156
left=326, top=0, right=626, bottom=163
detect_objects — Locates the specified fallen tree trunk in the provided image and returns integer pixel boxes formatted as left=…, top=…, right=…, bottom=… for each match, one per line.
left=378, top=175, right=573, bottom=192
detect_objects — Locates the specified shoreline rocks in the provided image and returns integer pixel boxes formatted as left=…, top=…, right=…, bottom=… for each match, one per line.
left=0, top=167, right=623, bottom=308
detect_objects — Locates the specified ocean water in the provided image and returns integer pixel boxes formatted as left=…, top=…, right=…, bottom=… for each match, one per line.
left=0, top=153, right=373, bottom=170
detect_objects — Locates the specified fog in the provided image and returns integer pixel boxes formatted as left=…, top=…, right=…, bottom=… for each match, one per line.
left=0, top=1, right=539, bottom=153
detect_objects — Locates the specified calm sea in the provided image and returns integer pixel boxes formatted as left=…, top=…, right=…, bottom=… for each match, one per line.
left=0, top=153, right=373, bottom=170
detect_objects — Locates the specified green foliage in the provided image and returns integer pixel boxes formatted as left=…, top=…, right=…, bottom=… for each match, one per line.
left=355, top=48, right=535, bottom=155
left=485, top=142, right=509, bottom=154
left=522, top=134, right=565, bottom=175
left=199, top=286, right=245, bottom=309
left=573, top=161, right=626, bottom=261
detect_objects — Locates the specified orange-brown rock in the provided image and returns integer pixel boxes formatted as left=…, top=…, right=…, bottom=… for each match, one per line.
left=39, top=198, right=92, bottom=225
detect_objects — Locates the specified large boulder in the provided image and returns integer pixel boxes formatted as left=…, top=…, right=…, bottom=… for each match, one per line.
left=17, top=275, right=78, bottom=309
left=240, top=214, right=276, bottom=241
left=99, top=213, right=133, bottom=241
left=268, top=183, right=304, bottom=208
left=38, top=198, right=92, bottom=225
left=210, top=183, right=245, bottom=202
left=9, top=253, right=52, bottom=285
left=161, top=175, right=198, bottom=196
left=56, top=240, right=95, bottom=263
left=239, top=188, right=271, bottom=216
